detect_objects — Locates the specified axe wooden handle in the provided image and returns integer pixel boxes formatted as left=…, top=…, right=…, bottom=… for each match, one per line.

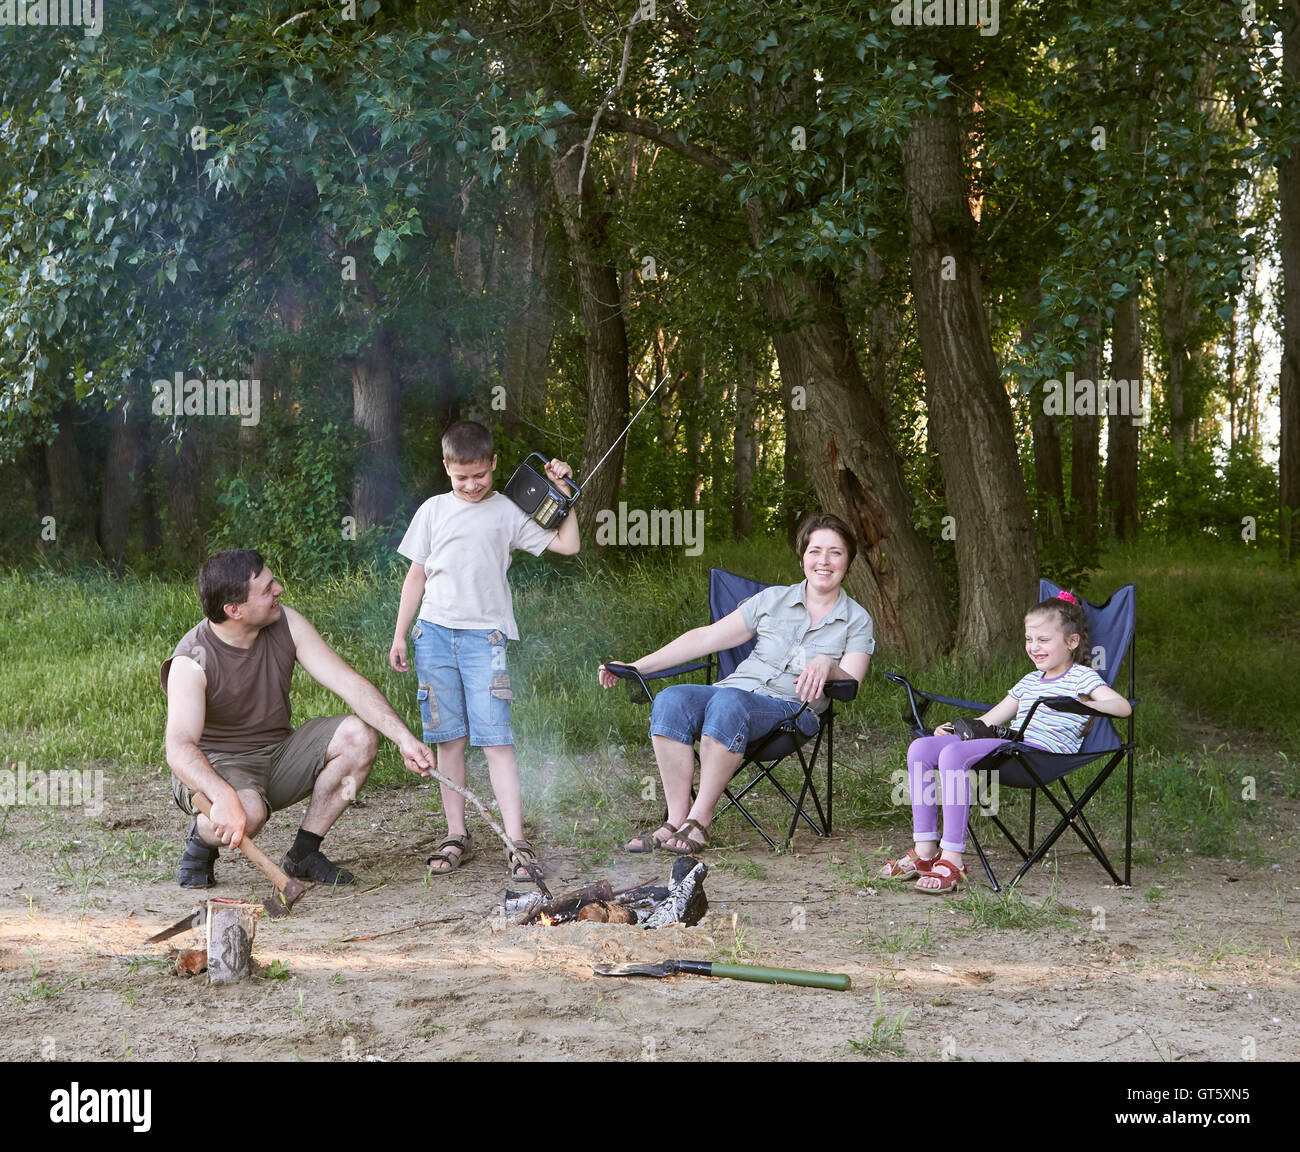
left=190, top=791, right=295, bottom=892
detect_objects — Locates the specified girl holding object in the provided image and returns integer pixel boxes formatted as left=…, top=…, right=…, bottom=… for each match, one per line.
left=880, top=591, right=1133, bottom=893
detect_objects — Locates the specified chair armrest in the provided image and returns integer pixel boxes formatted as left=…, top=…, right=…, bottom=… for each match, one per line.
left=825, top=678, right=858, bottom=703
left=604, top=659, right=712, bottom=705
left=884, top=670, right=991, bottom=734
left=881, top=672, right=987, bottom=712
left=644, top=661, right=711, bottom=680
left=1040, top=695, right=1099, bottom=716
left=603, top=661, right=653, bottom=703
left=1040, top=695, right=1140, bottom=717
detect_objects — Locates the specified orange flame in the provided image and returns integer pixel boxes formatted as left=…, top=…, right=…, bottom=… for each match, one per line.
left=538, top=913, right=554, bottom=927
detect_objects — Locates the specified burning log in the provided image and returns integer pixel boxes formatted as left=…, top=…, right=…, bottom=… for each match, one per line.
left=504, top=857, right=709, bottom=929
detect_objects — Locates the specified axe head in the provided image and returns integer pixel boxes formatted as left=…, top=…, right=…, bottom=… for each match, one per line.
left=262, top=877, right=307, bottom=919
left=145, top=906, right=207, bottom=945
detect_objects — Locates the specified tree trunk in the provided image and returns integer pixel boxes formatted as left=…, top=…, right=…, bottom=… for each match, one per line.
left=338, top=242, right=403, bottom=535
left=501, top=160, right=554, bottom=441
left=1024, top=291, right=1064, bottom=542
left=166, top=430, right=203, bottom=565
left=1160, top=263, right=1194, bottom=455
left=27, top=442, right=52, bottom=552
left=1106, top=287, right=1142, bottom=541
left=350, top=328, right=402, bottom=535
left=138, top=408, right=163, bottom=558
left=900, top=100, right=1038, bottom=651
left=98, top=392, right=142, bottom=571
left=1280, top=0, right=1300, bottom=561
left=45, top=401, right=92, bottom=552
left=759, top=261, right=954, bottom=660
left=454, top=214, right=493, bottom=393
left=1070, top=320, right=1102, bottom=554
left=550, top=143, right=630, bottom=541
left=865, top=244, right=898, bottom=407
left=732, top=350, right=760, bottom=540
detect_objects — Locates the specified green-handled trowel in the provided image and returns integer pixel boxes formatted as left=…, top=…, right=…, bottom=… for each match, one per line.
left=593, top=959, right=850, bottom=991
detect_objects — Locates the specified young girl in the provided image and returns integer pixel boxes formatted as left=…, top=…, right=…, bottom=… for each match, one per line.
left=880, top=591, right=1133, bottom=893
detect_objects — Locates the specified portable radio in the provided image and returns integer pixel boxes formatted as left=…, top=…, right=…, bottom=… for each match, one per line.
left=504, top=452, right=583, bottom=530
left=504, top=372, right=670, bottom=529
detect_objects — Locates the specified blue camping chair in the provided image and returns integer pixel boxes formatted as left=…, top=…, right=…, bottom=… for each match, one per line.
left=884, top=580, right=1138, bottom=890
left=605, top=567, right=859, bottom=850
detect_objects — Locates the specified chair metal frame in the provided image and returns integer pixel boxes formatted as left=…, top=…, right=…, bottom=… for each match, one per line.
left=606, top=567, right=858, bottom=851
left=885, top=580, right=1137, bottom=890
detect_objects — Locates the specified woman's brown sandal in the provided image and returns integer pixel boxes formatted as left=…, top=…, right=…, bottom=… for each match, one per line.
left=627, top=823, right=677, bottom=854
left=661, top=818, right=709, bottom=856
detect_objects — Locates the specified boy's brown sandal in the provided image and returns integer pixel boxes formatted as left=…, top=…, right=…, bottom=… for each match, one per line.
left=426, top=833, right=472, bottom=875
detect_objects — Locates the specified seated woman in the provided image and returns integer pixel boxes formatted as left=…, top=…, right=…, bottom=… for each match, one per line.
left=598, top=512, right=873, bottom=854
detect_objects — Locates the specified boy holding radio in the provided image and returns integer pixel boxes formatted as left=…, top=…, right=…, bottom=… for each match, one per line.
left=389, top=420, right=579, bottom=882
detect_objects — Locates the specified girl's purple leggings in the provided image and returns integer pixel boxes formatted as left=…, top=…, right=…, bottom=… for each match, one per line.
left=906, top=733, right=1009, bottom=854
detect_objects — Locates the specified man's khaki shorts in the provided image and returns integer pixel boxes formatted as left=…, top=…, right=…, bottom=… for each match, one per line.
left=172, top=715, right=349, bottom=816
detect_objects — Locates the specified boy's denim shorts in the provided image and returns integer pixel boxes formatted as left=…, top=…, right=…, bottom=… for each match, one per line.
left=411, top=620, right=513, bottom=747
left=649, top=684, right=819, bottom=753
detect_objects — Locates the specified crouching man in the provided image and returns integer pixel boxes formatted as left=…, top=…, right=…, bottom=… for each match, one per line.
left=163, top=549, right=434, bottom=889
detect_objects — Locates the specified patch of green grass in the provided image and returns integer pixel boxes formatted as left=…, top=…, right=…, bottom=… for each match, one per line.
left=829, top=849, right=894, bottom=889
left=265, top=958, right=293, bottom=982
left=848, top=984, right=911, bottom=1058
left=1094, top=539, right=1300, bottom=757
left=12, top=951, right=82, bottom=1005
left=864, top=916, right=935, bottom=955
left=714, top=912, right=759, bottom=964
left=950, top=875, right=1078, bottom=932
left=1174, top=927, right=1263, bottom=967
left=1135, top=750, right=1262, bottom=859
left=713, top=853, right=767, bottom=881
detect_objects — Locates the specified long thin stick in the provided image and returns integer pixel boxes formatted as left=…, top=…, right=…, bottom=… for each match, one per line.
left=425, top=768, right=551, bottom=899
left=341, top=916, right=460, bottom=943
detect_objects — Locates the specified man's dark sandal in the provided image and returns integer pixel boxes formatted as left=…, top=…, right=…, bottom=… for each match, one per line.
left=177, top=819, right=218, bottom=889
left=283, top=850, right=356, bottom=887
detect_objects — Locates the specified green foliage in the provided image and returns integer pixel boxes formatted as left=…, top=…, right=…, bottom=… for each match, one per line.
left=208, top=415, right=390, bottom=582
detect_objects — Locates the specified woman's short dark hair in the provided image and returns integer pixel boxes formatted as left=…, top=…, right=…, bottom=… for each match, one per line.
left=795, top=512, right=858, bottom=568
left=198, top=549, right=265, bottom=624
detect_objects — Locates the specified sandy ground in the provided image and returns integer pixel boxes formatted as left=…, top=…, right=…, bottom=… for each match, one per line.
left=2, top=774, right=1298, bottom=1064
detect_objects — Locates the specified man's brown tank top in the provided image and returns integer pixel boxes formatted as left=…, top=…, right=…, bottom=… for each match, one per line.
left=160, top=612, right=297, bottom=753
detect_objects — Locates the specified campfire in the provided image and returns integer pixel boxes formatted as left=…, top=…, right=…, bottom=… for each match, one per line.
left=505, top=857, right=709, bottom=929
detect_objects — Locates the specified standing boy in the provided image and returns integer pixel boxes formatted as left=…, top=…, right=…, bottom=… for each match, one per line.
left=389, top=421, right=579, bottom=881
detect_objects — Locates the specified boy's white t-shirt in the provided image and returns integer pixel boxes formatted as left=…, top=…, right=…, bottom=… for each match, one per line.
left=397, top=491, right=556, bottom=640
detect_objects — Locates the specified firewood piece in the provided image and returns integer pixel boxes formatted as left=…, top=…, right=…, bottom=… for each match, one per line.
left=169, top=947, right=208, bottom=976
left=577, top=902, right=610, bottom=922
left=206, top=900, right=261, bottom=984
left=605, top=904, right=636, bottom=925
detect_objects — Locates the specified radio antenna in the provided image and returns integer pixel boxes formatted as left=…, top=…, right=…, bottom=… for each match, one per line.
left=581, top=371, right=672, bottom=487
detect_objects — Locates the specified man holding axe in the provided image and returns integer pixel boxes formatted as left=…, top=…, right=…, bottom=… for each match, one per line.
left=162, top=549, right=435, bottom=898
